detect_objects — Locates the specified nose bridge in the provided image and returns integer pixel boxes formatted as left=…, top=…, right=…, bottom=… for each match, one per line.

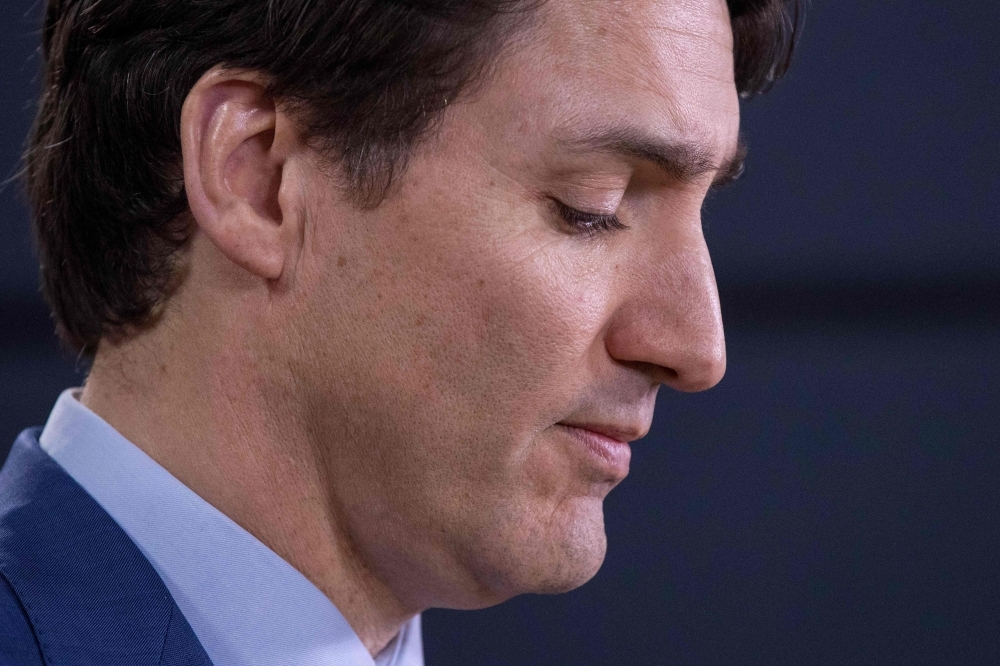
left=605, top=225, right=726, bottom=392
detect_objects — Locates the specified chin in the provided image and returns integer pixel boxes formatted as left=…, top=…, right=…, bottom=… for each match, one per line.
left=534, top=499, right=609, bottom=594
left=466, top=495, right=610, bottom=605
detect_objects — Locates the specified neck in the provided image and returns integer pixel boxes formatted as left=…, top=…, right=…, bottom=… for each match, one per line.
left=80, top=303, right=415, bottom=656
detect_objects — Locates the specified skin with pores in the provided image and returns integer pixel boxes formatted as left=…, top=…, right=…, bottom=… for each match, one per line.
left=82, top=0, right=738, bottom=656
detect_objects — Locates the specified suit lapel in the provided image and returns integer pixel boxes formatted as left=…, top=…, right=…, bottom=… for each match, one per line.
left=0, top=430, right=212, bottom=666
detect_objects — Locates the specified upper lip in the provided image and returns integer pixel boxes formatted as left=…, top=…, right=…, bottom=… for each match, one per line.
left=557, top=421, right=647, bottom=444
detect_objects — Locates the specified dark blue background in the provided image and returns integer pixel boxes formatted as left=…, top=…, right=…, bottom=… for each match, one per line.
left=2, top=1, right=998, bottom=664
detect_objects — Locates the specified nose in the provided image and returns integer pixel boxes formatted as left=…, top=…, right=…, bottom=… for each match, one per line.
left=603, top=230, right=726, bottom=393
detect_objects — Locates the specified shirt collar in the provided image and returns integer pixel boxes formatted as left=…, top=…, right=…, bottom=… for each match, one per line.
left=39, top=389, right=423, bottom=666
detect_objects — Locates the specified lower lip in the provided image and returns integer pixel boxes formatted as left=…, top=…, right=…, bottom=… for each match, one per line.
left=556, top=425, right=632, bottom=480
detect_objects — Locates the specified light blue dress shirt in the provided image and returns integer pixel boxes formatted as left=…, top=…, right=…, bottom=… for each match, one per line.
left=38, top=389, right=424, bottom=666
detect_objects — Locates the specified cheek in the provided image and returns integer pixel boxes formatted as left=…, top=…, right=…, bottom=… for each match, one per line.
left=349, top=202, right=619, bottom=505
left=423, top=237, right=620, bottom=507
left=420, top=233, right=615, bottom=426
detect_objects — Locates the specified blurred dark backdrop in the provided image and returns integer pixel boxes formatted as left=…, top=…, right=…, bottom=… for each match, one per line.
left=2, top=0, right=998, bottom=664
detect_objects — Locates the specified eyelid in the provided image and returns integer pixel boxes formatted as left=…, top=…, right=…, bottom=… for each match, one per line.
left=550, top=175, right=627, bottom=211
left=552, top=199, right=628, bottom=235
left=557, top=199, right=615, bottom=217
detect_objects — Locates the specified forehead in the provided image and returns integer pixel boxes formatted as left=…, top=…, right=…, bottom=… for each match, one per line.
left=495, top=0, right=739, bottom=157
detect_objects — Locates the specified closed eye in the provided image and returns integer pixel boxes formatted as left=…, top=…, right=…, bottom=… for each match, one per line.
left=553, top=200, right=629, bottom=236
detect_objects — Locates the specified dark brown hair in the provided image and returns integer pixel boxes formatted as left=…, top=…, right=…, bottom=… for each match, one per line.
left=24, top=0, right=803, bottom=355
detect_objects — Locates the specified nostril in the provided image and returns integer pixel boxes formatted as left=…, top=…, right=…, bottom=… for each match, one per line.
left=615, top=360, right=678, bottom=386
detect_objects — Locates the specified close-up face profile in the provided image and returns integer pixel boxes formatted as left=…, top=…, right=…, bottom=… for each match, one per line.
left=0, top=0, right=805, bottom=663
left=265, top=0, right=738, bottom=611
left=7, top=0, right=996, bottom=664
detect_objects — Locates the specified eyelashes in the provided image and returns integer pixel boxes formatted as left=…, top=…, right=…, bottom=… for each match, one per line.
left=552, top=199, right=629, bottom=236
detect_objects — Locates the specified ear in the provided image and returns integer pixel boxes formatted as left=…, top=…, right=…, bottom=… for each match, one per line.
left=180, top=67, right=302, bottom=281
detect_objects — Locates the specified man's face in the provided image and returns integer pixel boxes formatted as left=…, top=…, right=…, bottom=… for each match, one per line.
left=280, top=0, right=738, bottom=609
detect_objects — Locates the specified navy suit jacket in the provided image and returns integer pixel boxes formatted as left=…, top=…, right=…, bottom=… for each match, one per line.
left=0, top=429, right=213, bottom=665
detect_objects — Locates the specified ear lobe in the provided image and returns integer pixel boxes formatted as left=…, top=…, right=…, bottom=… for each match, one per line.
left=181, top=68, right=296, bottom=281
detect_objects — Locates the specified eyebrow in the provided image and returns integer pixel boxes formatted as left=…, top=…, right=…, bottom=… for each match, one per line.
left=560, top=126, right=747, bottom=189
